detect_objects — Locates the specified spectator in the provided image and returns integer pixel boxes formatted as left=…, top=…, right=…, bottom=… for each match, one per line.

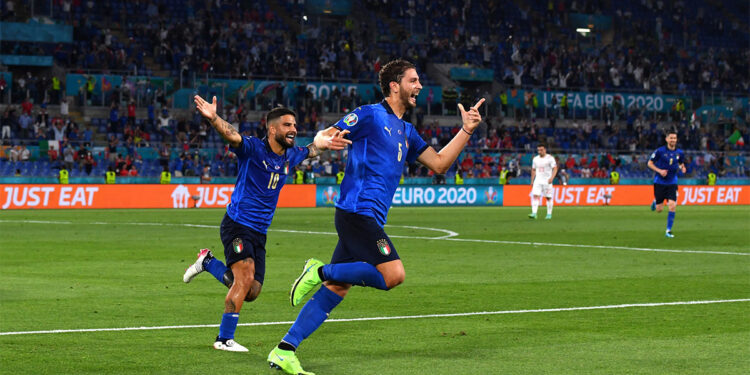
left=158, top=108, right=173, bottom=140
left=18, top=143, right=30, bottom=161
left=21, top=97, right=32, bottom=116
left=127, top=100, right=136, bottom=127
left=200, top=165, right=211, bottom=183
left=8, top=144, right=20, bottom=161
left=60, top=97, right=69, bottom=119
left=460, top=154, right=474, bottom=172
left=1, top=108, right=12, bottom=139
left=63, top=141, right=76, bottom=170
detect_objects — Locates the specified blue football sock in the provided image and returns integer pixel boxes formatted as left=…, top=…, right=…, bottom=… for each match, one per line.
left=218, top=312, right=239, bottom=340
left=322, top=262, right=388, bottom=290
left=667, top=211, right=675, bottom=230
left=205, top=257, right=229, bottom=284
left=283, top=287, right=343, bottom=348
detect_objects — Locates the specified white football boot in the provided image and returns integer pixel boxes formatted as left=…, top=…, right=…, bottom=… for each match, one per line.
left=213, top=338, right=249, bottom=352
left=183, top=248, right=213, bottom=283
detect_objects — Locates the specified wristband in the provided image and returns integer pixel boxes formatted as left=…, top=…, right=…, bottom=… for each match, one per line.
left=462, top=127, right=473, bottom=135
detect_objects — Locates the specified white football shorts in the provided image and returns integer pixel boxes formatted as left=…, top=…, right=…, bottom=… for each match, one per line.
left=531, top=182, right=554, bottom=198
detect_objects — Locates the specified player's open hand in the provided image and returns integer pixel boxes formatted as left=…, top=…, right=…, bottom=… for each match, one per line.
left=314, top=127, right=352, bottom=151
left=194, top=95, right=217, bottom=121
left=659, top=169, right=667, bottom=177
left=458, top=98, right=485, bottom=133
left=328, top=129, right=352, bottom=150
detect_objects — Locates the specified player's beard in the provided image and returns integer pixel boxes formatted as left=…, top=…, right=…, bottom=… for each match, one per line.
left=275, top=131, right=295, bottom=149
left=399, top=86, right=418, bottom=109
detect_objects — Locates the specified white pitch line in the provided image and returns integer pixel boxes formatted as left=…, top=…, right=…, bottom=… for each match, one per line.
left=1, top=219, right=74, bottom=224
left=1, top=298, right=747, bottom=336
left=1, top=220, right=748, bottom=256
left=387, top=224, right=459, bottom=239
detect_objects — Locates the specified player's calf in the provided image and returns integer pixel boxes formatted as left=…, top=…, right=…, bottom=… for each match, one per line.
left=212, top=269, right=257, bottom=301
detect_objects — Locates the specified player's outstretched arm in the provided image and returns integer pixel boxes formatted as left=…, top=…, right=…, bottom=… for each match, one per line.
left=418, top=98, right=485, bottom=174
left=194, top=95, right=242, bottom=148
left=307, top=127, right=352, bottom=158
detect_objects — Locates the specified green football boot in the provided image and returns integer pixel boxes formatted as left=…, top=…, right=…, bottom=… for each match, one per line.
left=528, top=213, right=537, bottom=219
left=290, top=258, right=324, bottom=306
left=545, top=214, right=552, bottom=220
left=268, top=346, right=315, bottom=375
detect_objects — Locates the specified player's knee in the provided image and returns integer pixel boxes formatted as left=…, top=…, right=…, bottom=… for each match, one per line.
left=384, top=270, right=405, bottom=289
left=244, top=283, right=261, bottom=302
left=231, top=272, right=254, bottom=291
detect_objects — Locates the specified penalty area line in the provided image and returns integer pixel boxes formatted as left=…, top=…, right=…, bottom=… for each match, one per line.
left=1, top=298, right=748, bottom=336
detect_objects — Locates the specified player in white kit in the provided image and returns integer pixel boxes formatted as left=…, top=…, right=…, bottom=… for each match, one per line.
left=529, top=143, right=557, bottom=220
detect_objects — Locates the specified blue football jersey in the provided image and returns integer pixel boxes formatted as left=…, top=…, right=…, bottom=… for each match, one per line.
left=649, top=146, right=685, bottom=185
left=334, top=101, right=429, bottom=227
left=226, top=136, right=309, bottom=234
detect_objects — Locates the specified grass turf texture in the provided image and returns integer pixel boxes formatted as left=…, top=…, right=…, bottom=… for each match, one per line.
left=1, top=206, right=748, bottom=374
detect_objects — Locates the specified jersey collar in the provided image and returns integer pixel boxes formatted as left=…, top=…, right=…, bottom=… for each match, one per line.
left=380, top=100, right=397, bottom=117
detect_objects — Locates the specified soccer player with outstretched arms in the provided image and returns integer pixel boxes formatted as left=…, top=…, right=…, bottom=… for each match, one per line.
left=182, top=100, right=350, bottom=352
left=266, top=59, right=485, bottom=375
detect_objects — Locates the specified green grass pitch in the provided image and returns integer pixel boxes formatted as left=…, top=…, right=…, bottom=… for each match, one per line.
left=1, top=206, right=748, bottom=374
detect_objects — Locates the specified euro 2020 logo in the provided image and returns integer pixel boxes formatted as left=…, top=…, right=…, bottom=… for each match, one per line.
left=485, top=186, right=497, bottom=204
left=324, top=186, right=338, bottom=205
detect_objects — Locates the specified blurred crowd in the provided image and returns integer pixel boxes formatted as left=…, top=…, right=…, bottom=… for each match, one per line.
left=1, top=0, right=747, bottom=179
left=2, top=0, right=746, bottom=93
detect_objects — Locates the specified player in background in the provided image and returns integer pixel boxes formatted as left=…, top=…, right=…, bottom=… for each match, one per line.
left=528, top=143, right=557, bottom=219
left=182, top=98, right=351, bottom=352
left=647, top=129, right=686, bottom=238
left=266, top=59, right=485, bottom=375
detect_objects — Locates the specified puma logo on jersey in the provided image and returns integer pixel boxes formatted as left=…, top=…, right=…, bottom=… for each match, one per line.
left=384, top=126, right=392, bottom=136
left=262, top=160, right=269, bottom=169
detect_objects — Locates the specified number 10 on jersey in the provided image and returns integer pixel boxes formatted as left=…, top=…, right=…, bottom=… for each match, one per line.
left=268, top=173, right=280, bottom=189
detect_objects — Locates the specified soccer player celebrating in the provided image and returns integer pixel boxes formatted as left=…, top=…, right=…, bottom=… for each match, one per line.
left=648, top=128, right=686, bottom=238
left=528, top=143, right=557, bottom=220
left=267, top=59, right=485, bottom=375
left=182, top=99, right=350, bottom=352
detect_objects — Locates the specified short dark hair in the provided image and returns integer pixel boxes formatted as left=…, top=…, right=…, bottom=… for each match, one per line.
left=266, top=107, right=296, bottom=125
left=665, top=127, right=678, bottom=136
left=537, top=143, right=547, bottom=149
left=379, top=59, right=416, bottom=97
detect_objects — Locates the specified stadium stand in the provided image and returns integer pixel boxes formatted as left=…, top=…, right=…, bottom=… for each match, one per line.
left=0, top=0, right=746, bottom=181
